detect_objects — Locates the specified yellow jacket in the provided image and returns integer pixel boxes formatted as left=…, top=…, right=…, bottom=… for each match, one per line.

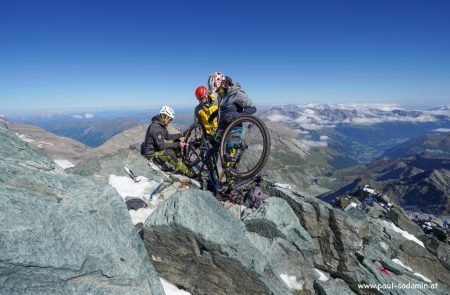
left=194, top=104, right=218, bottom=136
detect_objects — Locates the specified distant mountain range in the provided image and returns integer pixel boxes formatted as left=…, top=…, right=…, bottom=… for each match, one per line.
left=320, top=131, right=450, bottom=215
left=383, top=131, right=450, bottom=159
left=261, top=104, right=450, bottom=162
left=6, top=104, right=450, bottom=214
left=6, top=107, right=196, bottom=147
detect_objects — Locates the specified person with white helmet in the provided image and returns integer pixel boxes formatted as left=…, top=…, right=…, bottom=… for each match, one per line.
left=142, top=106, right=194, bottom=177
left=208, top=72, right=256, bottom=129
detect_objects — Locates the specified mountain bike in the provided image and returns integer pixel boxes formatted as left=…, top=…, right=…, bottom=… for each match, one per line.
left=182, top=115, right=271, bottom=194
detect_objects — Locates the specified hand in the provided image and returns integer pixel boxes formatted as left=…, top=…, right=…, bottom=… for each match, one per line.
left=180, top=142, right=189, bottom=148
left=209, top=93, right=216, bottom=102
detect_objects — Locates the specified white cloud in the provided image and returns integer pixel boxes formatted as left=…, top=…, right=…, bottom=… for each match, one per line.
left=298, top=139, right=328, bottom=150
left=433, top=128, right=450, bottom=132
left=264, top=103, right=449, bottom=130
left=319, top=135, right=328, bottom=141
left=73, top=113, right=95, bottom=119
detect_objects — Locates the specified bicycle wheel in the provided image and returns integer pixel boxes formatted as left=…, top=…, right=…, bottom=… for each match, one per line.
left=182, top=123, right=206, bottom=167
left=219, top=116, right=271, bottom=179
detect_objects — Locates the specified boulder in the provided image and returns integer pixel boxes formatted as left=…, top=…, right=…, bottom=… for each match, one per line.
left=143, top=189, right=291, bottom=295
left=0, top=123, right=163, bottom=295
left=244, top=197, right=320, bottom=291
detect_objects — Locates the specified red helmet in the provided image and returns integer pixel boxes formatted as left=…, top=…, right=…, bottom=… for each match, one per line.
left=195, top=86, right=208, bottom=100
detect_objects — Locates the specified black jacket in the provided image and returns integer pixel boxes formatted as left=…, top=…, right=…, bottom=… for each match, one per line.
left=143, top=115, right=184, bottom=158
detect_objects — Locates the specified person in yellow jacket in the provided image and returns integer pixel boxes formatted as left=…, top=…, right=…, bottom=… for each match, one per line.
left=194, top=85, right=218, bottom=138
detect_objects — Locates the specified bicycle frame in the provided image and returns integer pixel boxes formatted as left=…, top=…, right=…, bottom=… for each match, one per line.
left=184, top=118, right=267, bottom=194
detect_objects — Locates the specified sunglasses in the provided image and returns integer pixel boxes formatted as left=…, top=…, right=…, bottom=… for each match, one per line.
left=162, top=115, right=173, bottom=122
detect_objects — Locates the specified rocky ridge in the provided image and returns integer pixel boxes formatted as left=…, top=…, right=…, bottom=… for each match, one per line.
left=70, top=138, right=450, bottom=294
left=2, top=120, right=449, bottom=294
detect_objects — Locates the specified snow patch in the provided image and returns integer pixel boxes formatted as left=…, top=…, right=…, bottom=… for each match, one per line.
left=54, top=159, right=75, bottom=169
left=380, top=241, right=389, bottom=252
left=160, top=278, right=191, bottom=295
left=413, top=272, right=432, bottom=283
left=15, top=133, right=35, bottom=142
left=392, top=259, right=432, bottom=282
left=314, top=269, right=330, bottom=282
left=392, top=259, right=413, bottom=271
left=382, top=220, right=424, bottom=248
left=280, top=274, right=304, bottom=290
left=108, top=175, right=162, bottom=225
left=344, top=202, right=358, bottom=211
left=363, top=185, right=376, bottom=194
left=109, top=175, right=158, bottom=200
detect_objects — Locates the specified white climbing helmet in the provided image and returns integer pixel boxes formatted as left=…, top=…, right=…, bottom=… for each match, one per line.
left=160, top=105, right=175, bottom=120
left=208, top=72, right=225, bottom=93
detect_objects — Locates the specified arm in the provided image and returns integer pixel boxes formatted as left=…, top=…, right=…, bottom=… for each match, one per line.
left=153, top=132, right=180, bottom=150
left=167, top=132, right=183, bottom=140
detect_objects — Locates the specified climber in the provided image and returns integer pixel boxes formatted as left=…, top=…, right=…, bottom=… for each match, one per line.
left=142, top=106, right=195, bottom=177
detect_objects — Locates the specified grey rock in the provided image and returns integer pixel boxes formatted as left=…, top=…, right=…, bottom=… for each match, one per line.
left=68, top=147, right=164, bottom=185
left=0, top=123, right=164, bottom=295
left=422, top=235, right=450, bottom=270
left=263, top=185, right=450, bottom=294
left=244, top=197, right=320, bottom=291
left=314, top=278, right=356, bottom=295
left=366, top=203, right=387, bottom=219
left=143, top=189, right=291, bottom=295
left=386, top=206, right=424, bottom=236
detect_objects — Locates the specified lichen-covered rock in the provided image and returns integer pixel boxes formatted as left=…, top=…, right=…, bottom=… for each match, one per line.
left=143, top=189, right=291, bottom=295
left=0, top=123, right=163, bottom=295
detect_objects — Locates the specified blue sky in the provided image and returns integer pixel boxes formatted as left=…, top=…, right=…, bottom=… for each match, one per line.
left=1, top=0, right=449, bottom=111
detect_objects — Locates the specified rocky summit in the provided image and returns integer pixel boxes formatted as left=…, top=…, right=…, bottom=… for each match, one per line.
left=2, top=120, right=450, bottom=294
left=0, top=122, right=164, bottom=295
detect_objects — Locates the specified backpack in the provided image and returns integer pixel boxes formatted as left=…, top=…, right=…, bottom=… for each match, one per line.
left=244, top=186, right=267, bottom=209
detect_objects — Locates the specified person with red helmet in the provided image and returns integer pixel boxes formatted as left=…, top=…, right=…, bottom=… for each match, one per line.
left=194, top=85, right=219, bottom=137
